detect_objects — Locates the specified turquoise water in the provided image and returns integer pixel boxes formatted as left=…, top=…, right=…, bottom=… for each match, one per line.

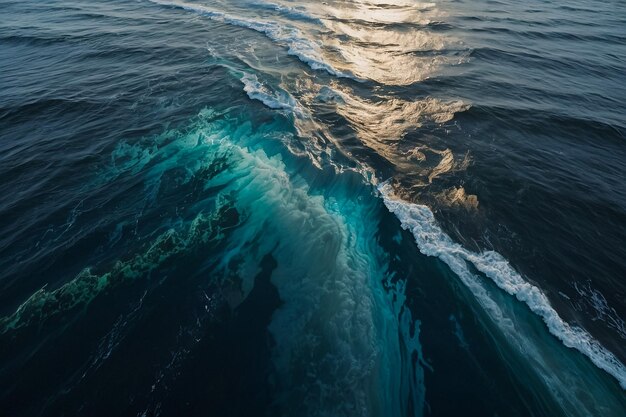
left=1, top=1, right=625, bottom=415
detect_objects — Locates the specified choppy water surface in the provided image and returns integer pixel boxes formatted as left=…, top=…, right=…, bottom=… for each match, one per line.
left=1, top=0, right=625, bottom=416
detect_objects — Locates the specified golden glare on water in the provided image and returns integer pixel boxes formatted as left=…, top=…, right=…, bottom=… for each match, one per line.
left=209, top=0, right=473, bottom=200
left=322, top=23, right=448, bottom=85
left=327, top=82, right=468, bottom=160
left=272, top=0, right=472, bottom=195
left=306, top=0, right=455, bottom=85
left=318, top=0, right=440, bottom=24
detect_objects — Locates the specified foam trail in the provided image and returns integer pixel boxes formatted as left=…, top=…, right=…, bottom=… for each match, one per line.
left=149, top=0, right=358, bottom=80
left=227, top=64, right=372, bottom=176
left=226, top=42, right=626, bottom=394
left=378, top=182, right=626, bottom=391
left=240, top=72, right=302, bottom=115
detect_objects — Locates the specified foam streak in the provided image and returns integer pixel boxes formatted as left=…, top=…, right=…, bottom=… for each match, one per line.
left=379, top=183, right=626, bottom=390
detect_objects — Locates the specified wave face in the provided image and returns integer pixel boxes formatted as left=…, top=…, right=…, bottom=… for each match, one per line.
left=1, top=0, right=626, bottom=416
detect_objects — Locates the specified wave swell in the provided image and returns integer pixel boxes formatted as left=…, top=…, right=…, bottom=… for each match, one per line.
left=379, top=182, right=626, bottom=393
left=149, top=0, right=358, bottom=79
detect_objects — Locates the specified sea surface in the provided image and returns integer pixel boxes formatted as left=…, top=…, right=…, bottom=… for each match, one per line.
left=1, top=0, right=625, bottom=416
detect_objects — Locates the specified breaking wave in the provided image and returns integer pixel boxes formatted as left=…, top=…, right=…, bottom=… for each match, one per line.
left=379, top=182, right=626, bottom=395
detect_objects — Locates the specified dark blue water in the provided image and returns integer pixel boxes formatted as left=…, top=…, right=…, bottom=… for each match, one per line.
left=1, top=0, right=625, bottom=416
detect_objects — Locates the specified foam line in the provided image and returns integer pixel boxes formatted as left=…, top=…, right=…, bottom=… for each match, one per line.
left=378, top=182, right=626, bottom=390
left=149, top=0, right=358, bottom=80
left=240, top=72, right=303, bottom=115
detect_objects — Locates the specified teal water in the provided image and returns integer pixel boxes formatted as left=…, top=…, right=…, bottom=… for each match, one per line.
left=1, top=1, right=625, bottom=416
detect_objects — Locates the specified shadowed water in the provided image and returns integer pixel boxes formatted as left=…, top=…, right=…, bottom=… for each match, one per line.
left=1, top=0, right=625, bottom=416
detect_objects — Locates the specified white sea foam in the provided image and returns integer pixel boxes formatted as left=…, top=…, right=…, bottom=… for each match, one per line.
left=187, top=119, right=425, bottom=416
left=149, top=0, right=358, bottom=79
left=240, top=72, right=302, bottom=115
left=378, top=182, right=626, bottom=391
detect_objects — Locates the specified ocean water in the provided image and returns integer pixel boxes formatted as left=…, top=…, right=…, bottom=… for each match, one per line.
left=0, top=0, right=625, bottom=416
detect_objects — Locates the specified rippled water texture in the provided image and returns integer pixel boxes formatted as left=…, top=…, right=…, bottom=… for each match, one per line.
left=1, top=1, right=625, bottom=416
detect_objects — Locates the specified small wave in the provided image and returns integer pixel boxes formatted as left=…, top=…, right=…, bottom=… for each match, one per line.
left=149, top=0, right=358, bottom=80
left=469, top=25, right=626, bottom=46
left=0, top=98, right=102, bottom=121
left=378, top=183, right=626, bottom=390
left=250, top=1, right=322, bottom=24
left=0, top=33, right=85, bottom=47
left=240, top=72, right=302, bottom=115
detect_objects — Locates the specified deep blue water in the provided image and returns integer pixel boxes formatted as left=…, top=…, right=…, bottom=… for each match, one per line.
left=1, top=0, right=625, bottom=416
